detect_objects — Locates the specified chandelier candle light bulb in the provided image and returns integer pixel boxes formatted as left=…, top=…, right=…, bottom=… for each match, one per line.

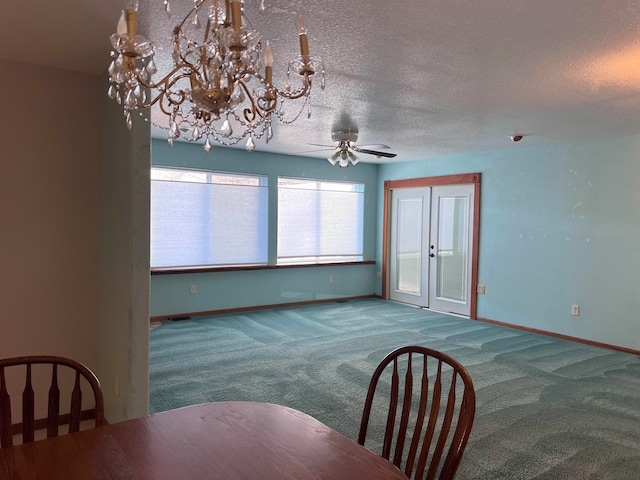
left=264, top=42, right=274, bottom=85
left=297, top=13, right=309, bottom=61
left=224, top=0, right=231, bottom=24
left=230, top=0, right=242, bottom=32
left=126, top=8, right=137, bottom=38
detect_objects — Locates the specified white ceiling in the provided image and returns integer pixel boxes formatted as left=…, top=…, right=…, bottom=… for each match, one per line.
left=3, top=0, right=640, bottom=163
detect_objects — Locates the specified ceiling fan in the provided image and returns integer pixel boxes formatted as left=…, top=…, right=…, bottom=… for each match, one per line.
left=303, top=130, right=397, bottom=167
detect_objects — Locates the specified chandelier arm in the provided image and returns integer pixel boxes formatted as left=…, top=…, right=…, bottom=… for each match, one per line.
left=236, top=79, right=261, bottom=124
left=277, top=76, right=312, bottom=100
left=234, top=68, right=311, bottom=103
left=242, top=103, right=271, bottom=123
left=134, top=70, right=196, bottom=109
left=157, top=95, right=183, bottom=117
left=133, top=65, right=195, bottom=94
left=229, top=71, right=277, bottom=124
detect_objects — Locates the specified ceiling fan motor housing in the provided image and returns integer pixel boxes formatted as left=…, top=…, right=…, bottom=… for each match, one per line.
left=331, top=129, right=359, bottom=143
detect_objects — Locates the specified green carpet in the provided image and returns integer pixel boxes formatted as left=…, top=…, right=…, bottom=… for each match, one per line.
left=149, top=298, right=640, bottom=479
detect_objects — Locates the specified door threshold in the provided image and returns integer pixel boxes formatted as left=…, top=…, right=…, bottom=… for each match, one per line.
left=421, top=307, right=469, bottom=319
left=389, top=301, right=470, bottom=319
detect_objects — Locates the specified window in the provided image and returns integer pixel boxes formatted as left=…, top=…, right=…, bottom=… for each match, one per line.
left=277, top=177, right=364, bottom=264
left=151, top=167, right=268, bottom=268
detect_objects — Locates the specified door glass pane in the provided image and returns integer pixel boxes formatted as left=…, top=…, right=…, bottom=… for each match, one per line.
left=396, top=198, right=423, bottom=294
left=436, top=196, right=469, bottom=302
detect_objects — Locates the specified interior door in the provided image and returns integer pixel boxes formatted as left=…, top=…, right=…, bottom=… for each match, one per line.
left=428, top=185, right=474, bottom=316
left=389, top=188, right=430, bottom=306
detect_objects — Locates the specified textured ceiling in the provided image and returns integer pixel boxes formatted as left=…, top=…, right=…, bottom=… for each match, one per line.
left=3, top=0, right=640, bottom=163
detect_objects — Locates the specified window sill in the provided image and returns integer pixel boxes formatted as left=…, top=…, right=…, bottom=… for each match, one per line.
left=150, top=260, right=376, bottom=276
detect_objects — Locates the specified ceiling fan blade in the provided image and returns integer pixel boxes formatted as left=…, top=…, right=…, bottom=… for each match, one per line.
left=307, top=143, right=336, bottom=148
left=351, top=146, right=397, bottom=158
left=298, top=147, right=338, bottom=154
left=353, top=143, right=390, bottom=150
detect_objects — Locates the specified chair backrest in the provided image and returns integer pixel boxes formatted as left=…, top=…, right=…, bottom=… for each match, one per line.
left=358, top=346, right=475, bottom=480
left=0, top=356, right=104, bottom=448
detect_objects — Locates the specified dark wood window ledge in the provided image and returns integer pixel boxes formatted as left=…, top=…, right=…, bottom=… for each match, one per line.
left=151, top=260, right=376, bottom=276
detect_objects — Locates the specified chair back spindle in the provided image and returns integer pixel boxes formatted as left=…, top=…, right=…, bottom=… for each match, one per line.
left=0, top=369, right=12, bottom=447
left=22, top=364, right=35, bottom=443
left=69, top=372, right=84, bottom=432
left=46, top=365, right=61, bottom=438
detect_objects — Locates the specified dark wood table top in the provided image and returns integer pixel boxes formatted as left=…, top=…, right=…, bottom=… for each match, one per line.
left=0, top=401, right=406, bottom=479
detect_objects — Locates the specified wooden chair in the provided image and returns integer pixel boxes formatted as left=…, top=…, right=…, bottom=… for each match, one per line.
left=0, top=356, right=104, bottom=448
left=358, top=346, right=475, bottom=480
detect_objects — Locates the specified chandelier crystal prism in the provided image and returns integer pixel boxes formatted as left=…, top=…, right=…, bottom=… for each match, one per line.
left=107, top=0, right=325, bottom=152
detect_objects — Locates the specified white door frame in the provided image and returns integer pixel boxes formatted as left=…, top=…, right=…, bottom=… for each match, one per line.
left=382, top=173, right=481, bottom=319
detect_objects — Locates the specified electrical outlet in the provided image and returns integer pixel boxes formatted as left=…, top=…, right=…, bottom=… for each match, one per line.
left=114, top=374, right=120, bottom=397
left=190, top=285, right=197, bottom=295
left=329, top=275, right=334, bottom=284
left=571, top=305, right=580, bottom=316
left=477, top=284, right=486, bottom=294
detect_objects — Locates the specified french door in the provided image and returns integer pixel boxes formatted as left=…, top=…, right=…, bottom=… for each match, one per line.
left=389, top=188, right=430, bottom=306
left=386, top=175, right=479, bottom=318
left=428, top=185, right=474, bottom=315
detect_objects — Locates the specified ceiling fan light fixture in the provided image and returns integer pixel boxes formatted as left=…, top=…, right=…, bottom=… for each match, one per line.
left=106, top=0, right=325, bottom=152
left=327, top=151, right=340, bottom=165
left=328, top=148, right=360, bottom=168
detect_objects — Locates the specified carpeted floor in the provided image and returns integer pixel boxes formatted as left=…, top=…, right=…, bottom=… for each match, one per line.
left=149, top=298, right=640, bottom=479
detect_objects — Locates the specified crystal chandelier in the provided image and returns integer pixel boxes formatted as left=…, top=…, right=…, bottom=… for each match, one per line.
left=107, top=0, right=324, bottom=152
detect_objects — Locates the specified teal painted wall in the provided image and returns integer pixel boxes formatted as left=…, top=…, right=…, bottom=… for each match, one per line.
left=150, top=139, right=379, bottom=317
left=151, top=134, right=640, bottom=351
left=151, top=265, right=376, bottom=315
left=378, top=136, right=640, bottom=350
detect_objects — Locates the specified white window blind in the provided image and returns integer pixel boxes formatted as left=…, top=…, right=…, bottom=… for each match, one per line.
left=151, top=168, right=268, bottom=268
left=277, top=178, right=364, bottom=264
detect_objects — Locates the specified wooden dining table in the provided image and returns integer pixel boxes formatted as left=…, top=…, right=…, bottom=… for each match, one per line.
left=0, top=401, right=407, bottom=479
